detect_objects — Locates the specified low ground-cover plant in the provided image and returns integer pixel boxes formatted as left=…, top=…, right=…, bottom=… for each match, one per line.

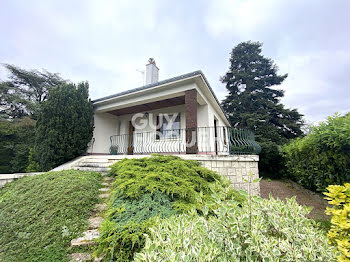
left=135, top=193, right=337, bottom=261
left=0, top=170, right=102, bottom=262
left=283, top=114, right=350, bottom=192
left=95, top=155, right=243, bottom=261
left=325, top=183, right=350, bottom=262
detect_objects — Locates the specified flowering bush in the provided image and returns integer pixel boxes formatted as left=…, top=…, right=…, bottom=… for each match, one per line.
left=325, top=183, right=350, bottom=262
left=135, top=194, right=337, bottom=261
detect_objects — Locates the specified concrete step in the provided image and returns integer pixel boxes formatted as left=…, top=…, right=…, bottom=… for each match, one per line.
left=99, top=193, right=110, bottom=199
left=69, top=253, right=103, bottom=262
left=103, top=177, right=113, bottom=182
left=74, top=167, right=110, bottom=172
left=82, top=158, right=115, bottom=163
left=99, top=187, right=109, bottom=192
left=78, top=162, right=112, bottom=168
left=93, top=203, right=107, bottom=212
left=101, top=182, right=111, bottom=187
left=71, top=229, right=100, bottom=247
left=69, top=252, right=91, bottom=262
left=88, top=216, right=103, bottom=229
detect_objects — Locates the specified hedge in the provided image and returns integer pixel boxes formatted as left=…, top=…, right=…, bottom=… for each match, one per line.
left=283, top=114, right=350, bottom=192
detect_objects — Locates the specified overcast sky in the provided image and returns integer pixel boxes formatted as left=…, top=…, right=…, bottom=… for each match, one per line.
left=0, top=0, right=349, bottom=123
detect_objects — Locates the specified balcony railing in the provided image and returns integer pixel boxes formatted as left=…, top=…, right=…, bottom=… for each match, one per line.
left=110, top=127, right=261, bottom=155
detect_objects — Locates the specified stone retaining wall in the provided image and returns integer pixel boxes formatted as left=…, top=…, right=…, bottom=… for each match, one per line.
left=0, top=173, right=42, bottom=188
left=180, top=155, right=260, bottom=195
left=2, top=154, right=260, bottom=195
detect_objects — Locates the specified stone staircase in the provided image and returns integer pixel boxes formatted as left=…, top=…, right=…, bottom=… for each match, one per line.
left=72, top=157, right=117, bottom=174
left=69, top=176, right=113, bottom=262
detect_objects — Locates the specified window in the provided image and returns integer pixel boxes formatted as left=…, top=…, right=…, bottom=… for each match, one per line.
left=156, top=114, right=181, bottom=139
left=223, top=127, right=227, bottom=145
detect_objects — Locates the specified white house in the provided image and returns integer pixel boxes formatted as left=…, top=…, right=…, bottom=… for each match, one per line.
left=59, top=59, right=261, bottom=195
left=1, top=59, right=261, bottom=195
left=89, top=59, right=260, bottom=157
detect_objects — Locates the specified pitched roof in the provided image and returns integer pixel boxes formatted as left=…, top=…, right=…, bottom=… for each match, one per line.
left=93, top=70, right=203, bottom=103
left=92, top=70, right=230, bottom=124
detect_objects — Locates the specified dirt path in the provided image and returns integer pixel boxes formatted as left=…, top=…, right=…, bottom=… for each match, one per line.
left=260, top=179, right=330, bottom=220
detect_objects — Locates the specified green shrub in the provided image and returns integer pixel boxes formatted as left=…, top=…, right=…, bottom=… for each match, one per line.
left=34, top=82, right=94, bottom=171
left=0, top=117, right=36, bottom=173
left=325, top=183, right=350, bottom=262
left=95, top=155, right=242, bottom=261
left=135, top=195, right=337, bottom=261
left=258, top=139, right=285, bottom=179
left=0, top=170, right=102, bottom=262
left=283, top=114, right=350, bottom=192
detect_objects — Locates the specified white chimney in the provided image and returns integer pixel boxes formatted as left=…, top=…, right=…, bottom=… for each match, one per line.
left=145, top=58, right=159, bottom=85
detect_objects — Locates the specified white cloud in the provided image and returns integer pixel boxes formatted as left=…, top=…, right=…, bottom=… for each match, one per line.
left=0, top=0, right=349, bottom=122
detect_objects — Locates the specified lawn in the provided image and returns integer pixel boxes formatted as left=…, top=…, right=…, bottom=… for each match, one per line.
left=0, top=170, right=102, bottom=262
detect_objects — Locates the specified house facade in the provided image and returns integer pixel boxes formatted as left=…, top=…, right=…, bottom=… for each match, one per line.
left=83, top=59, right=261, bottom=195
left=89, top=59, right=260, bottom=157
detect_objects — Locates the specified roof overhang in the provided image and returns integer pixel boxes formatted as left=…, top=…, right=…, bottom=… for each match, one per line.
left=92, top=71, right=231, bottom=126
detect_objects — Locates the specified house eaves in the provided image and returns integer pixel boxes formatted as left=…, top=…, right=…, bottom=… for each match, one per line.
left=92, top=70, right=230, bottom=125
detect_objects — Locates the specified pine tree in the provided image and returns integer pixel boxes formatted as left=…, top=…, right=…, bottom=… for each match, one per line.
left=221, top=41, right=304, bottom=176
left=34, top=82, right=94, bottom=171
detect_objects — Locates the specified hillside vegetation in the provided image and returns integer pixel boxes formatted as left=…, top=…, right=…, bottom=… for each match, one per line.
left=96, top=155, right=337, bottom=262
left=95, top=155, right=241, bottom=261
left=0, top=170, right=102, bottom=262
left=283, top=114, right=350, bottom=192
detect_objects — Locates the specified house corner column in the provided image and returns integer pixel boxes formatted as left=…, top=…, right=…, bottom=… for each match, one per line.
left=185, top=89, right=198, bottom=154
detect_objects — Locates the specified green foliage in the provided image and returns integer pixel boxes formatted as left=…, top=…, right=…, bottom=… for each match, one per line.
left=96, top=155, right=242, bottom=261
left=26, top=148, right=40, bottom=172
left=283, top=114, right=350, bottom=191
left=97, top=218, right=157, bottom=262
left=109, top=191, right=175, bottom=225
left=221, top=41, right=304, bottom=177
left=0, top=170, right=102, bottom=262
left=325, top=183, right=350, bottom=262
left=96, top=192, right=174, bottom=261
left=0, top=64, right=66, bottom=119
left=0, top=117, right=36, bottom=173
left=34, top=82, right=94, bottom=171
left=135, top=195, right=337, bottom=261
left=109, top=154, right=231, bottom=212
left=314, top=218, right=332, bottom=234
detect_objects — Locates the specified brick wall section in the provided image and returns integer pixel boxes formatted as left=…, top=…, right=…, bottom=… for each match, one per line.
left=185, top=89, right=198, bottom=154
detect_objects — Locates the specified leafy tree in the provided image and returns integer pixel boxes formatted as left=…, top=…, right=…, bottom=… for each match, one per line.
left=0, top=64, right=66, bottom=119
left=221, top=41, right=304, bottom=176
left=0, top=117, right=36, bottom=173
left=34, top=82, right=94, bottom=171
left=0, top=82, right=28, bottom=119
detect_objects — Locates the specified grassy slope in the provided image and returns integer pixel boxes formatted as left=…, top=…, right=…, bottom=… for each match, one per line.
left=0, top=170, right=102, bottom=262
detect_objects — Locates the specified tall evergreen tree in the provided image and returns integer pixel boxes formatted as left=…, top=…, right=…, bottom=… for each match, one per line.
left=34, top=82, right=94, bottom=171
left=0, top=64, right=66, bottom=119
left=221, top=41, right=304, bottom=176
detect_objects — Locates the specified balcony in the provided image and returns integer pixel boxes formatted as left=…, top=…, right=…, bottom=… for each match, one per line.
left=109, top=127, right=261, bottom=155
